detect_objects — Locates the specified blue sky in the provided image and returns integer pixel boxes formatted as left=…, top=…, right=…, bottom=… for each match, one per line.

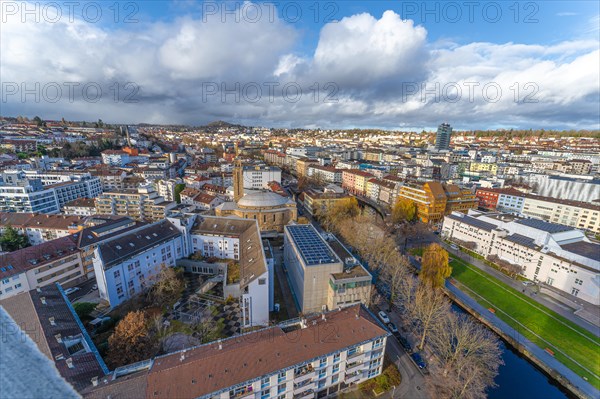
left=1, top=1, right=599, bottom=129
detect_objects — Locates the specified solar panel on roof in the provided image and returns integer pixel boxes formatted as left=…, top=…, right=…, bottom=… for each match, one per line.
left=287, top=225, right=338, bottom=266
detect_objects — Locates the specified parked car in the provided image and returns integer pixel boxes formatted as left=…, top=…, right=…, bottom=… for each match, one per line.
left=91, top=284, right=98, bottom=290
left=397, top=335, right=412, bottom=352
left=450, top=244, right=459, bottom=250
left=411, top=352, right=427, bottom=369
left=522, top=281, right=534, bottom=286
left=387, top=322, right=399, bottom=334
left=64, top=287, right=80, bottom=296
left=378, top=311, right=390, bottom=324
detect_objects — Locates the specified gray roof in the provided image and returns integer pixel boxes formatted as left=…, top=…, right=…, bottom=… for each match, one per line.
left=561, top=241, right=600, bottom=262
left=447, top=214, right=497, bottom=232
left=97, top=220, right=181, bottom=269
left=505, top=233, right=538, bottom=249
left=286, top=224, right=340, bottom=266
left=515, top=218, right=572, bottom=233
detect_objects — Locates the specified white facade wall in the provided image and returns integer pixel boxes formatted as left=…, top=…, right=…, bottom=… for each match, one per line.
left=442, top=215, right=600, bottom=305
left=496, top=193, right=524, bottom=214
left=93, top=236, right=183, bottom=307
left=202, top=336, right=386, bottom=399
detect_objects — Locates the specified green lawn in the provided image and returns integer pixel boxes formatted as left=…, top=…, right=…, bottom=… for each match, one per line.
left=450, top=255, right=600, bottom=390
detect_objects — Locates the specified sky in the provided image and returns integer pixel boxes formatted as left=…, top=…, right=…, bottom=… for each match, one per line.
left=1, top=0, right=599, bottom=130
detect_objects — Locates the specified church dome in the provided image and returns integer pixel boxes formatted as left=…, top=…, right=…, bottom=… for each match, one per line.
left=238, top=191, right=290, bottom=208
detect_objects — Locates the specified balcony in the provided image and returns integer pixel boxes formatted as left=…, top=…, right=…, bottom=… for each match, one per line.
left=294, top=365, right=314, bottom=380
left=344, top=371, right=363, bottom=385
left=345, top=361, right=364, bottom=374
left=293, top=388, right=315, bottom=399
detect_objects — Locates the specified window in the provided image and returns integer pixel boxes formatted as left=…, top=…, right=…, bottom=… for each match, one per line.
left=571, top=288, right=580, bottom=297
left=259, top=278, right=266, bottom=285
left=1, top=278, right=9, bottom=285
left=114, top=270, right=121, bottom=279
left=333, top=353, right=341, bottom=363
left=14, top=283, right=21, bottom=289
left=332, top=374, right=339, bottom=384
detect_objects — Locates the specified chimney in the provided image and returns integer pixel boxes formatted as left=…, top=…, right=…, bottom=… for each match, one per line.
left=300, top=318, right=307, bottom=329
left=55, top=334, right=62, bottom=343
left=49, top=317, right=56, bottom=326
left=41, top=297, right=46, bottom=305
left=91, top=377, right=99, bottom=387
left=66, top=358, right=74, bottom=369
left=180, top=351, right=186, bottom=362
left=218, top=339, right=222, bottom=350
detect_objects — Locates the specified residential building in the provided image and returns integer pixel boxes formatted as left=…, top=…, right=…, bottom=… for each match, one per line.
left=0, top=212, right=85, bottom=245
left=442, top=211, right=600, bottom=305
left=284, top=224, right=343, bottom=313
left=303, top=190, right=353, bottom=217
left=82, top=304, right=389, bottom=399
left=155, top=179, right=182, bottom=202
left=296, top=157, right=318, bottom=178
left=94, top=187, right=176, bottom=222
left=342, top=170, right=375, bottom=196
left=0, top=171, right=102, bottom=214
left=242, top=165, right=282, bottom=189
left=434, top=123, right=452, bottom=151
left=74, top=216, right=146, bottom=278
left=62, top=198, right=96, bottom=216
left=307, top=165, right=343, bottom=184
left=0, top=235, right=84, bottom=300
left=92, top=220, right=185, bottom=307
left=101, top=150, right=131, bottom=167
left=189, top=216, right=271, bottom=326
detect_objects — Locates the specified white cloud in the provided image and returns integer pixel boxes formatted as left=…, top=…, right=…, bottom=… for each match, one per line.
left=0, top=4, right=598, bottom=129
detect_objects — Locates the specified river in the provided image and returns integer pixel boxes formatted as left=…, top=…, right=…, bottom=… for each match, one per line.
left=489, top=339, right=572, bottom=399
left=448, top=304, right=572, bottom=399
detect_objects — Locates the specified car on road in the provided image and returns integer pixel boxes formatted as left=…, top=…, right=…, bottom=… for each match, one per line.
left=522, top=281, right=534, bottom=286
left=450, top=244, right=459, bottom=250
left=378, top=311, right=390, bottom=324
left=64, top=287, right=81, bottom=296
left=411, top=352, right=427, bottom=369
left=92, top=284, right=98, bottom=290
left=387, top=322, right=399, bottom=334
left=396, top=334, right=412, bottom=352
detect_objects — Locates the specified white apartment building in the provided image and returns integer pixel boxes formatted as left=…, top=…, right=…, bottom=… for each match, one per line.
left=101, top=150, right=131, bottom=166
left=189, top=216, right=271, bottom=327
left=442, top=211, right=600, bottom=305
left=0, top=171, right=101, bottom=214
left=155, top=179, right=182, bottom=202
left=84, top=304, right=389, bottom=399
left=0, top=235, right=84, bottom=300
left=92, top=220, right=185, bottom=307
left=242, top=166, right=282, bottom=190
left=307, top=165, right=343, bottom=184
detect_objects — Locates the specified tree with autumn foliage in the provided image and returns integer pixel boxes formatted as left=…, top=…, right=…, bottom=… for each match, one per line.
left=107, top=311, right=155, bottom=368
left=419, top=243, right=451, bottom=288
left=392, top=197, right=417, bottom=223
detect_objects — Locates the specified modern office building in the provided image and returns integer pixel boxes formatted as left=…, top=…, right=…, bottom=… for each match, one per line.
left=434, top=123, right=452, bottom=151
left=82, top=304, right=389, bottom=399
left=442, top=211, right=600, bottom=305
left=284, top=224, right=343, bottom=313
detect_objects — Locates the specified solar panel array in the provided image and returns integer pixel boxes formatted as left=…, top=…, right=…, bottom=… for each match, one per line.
left=287, top=225, right=339, bottom=266
left=516, top=218, right=572, bottom=233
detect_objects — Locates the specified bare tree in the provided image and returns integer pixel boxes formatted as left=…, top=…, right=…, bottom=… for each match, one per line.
left=408, top=286, right=451, bottom=351
left=430, top=313, right=503, bottom=399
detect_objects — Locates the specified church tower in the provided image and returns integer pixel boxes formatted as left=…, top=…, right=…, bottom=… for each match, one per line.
left=233, top=159, right=244, bottom=202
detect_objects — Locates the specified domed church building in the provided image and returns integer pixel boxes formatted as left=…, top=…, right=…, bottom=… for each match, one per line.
left=215, top=161, right=297, bottom=232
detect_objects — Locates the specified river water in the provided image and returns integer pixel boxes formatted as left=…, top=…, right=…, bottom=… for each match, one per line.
left=488, top=340, right=572, bottom=399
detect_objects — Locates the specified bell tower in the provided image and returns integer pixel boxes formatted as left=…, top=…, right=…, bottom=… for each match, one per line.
left=233, top=159, right=244, bottom=202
